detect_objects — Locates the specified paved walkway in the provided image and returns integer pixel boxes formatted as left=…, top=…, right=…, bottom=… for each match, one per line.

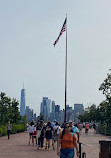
left=0, top=129, right=111, bottom=158
left=80, top=129, right=111, bottom=158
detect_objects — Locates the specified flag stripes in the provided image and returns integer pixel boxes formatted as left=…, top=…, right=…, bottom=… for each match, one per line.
left=53, top=17, right=67, bottom=46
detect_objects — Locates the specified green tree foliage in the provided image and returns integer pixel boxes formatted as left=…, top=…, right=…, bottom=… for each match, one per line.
left=78, top=104, right=97, bottom=122
left=79, top=74, right=111, bottom=125
left=11, top=98, right=21, bottom=123
left=99, top=74, right=111, bottom=125
left=0, top=92, right=21, bottom=125
left=99, top=74, right=111, bottom=100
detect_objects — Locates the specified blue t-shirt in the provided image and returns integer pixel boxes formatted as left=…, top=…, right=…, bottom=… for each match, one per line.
left=72, top=126, right=79, bottom=139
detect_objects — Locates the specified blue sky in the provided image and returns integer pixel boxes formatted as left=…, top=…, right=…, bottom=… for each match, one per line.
left=0, top=0, right=111, bottom=115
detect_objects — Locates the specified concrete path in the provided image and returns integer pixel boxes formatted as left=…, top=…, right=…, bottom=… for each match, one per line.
left=0, top=129, right=111, bottom=158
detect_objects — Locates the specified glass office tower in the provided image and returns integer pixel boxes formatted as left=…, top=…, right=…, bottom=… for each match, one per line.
left=20, top=89, right=26, bottom=116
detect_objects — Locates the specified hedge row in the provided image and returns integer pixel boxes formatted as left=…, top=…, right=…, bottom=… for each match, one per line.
left=0, top=125, right=7, bottom=137
left=0, top=124, right=25, bottom=137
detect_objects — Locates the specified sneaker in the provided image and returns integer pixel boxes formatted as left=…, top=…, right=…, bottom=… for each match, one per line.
left=45, top=144, right=47, bottom=150
left=37, top=145, right=40, bottom=150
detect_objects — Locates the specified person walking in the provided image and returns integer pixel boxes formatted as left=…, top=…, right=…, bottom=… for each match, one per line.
left=69, top=121, right=80, bottom=143
left=85, top=122, right=89, bottom=134
left=27, top=121, right=34, bottom=145
left=52, top=122, right=61, bottom=150
left=6, top=121, right=12, bottom=140
left=36, top=120, right=45, bottom=150
left=93, top=122, right=96, bottom=134
left=32, top=124, right=37, bottom=145
left=45, top=121, right=53, bottom=150
left=57, top=123, right=79, bottom=158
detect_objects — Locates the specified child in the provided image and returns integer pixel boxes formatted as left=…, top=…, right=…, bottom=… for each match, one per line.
left=32, top=125, right=37, bottom=145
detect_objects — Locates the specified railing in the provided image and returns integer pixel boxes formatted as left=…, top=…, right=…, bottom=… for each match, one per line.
left=96, top=125, right=111, bottom=135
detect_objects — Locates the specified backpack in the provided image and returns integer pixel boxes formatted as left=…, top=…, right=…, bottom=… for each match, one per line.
left=71, top=132, right=74, bottom=139
left=54, top=127, right=58, bottom=136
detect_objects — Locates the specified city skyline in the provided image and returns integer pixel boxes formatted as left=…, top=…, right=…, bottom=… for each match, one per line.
left=19, top=85, right=92, bottom=117
left=19, top=89, right=85, bottom=123
left=40, top=96, right=84, bottom=123
left=1, top=0, right=110, bottom=116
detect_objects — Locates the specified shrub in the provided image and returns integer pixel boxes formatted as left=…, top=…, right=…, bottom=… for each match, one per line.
left=0, top=125, right=7, bottom=137
left=12, top=124, right=25, bottom=134
left=0, top=124, right=25, bottom=137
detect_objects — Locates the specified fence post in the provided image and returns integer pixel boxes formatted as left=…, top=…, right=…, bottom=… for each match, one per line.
left=82, top=152, right=86, bottom=158
left=79, top=142, right=81, bottom=158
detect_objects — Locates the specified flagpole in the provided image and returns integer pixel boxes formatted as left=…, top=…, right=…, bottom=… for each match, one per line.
left=64, top=15, right=67, bottom=123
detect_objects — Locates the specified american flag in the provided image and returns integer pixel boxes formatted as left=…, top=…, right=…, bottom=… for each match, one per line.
left=53, top=17, right=67, bottom=46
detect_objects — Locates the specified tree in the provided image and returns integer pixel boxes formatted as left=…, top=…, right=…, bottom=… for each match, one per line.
left=99, top=74, right=111, bottom=125
left=79, top=74, right=111, bottom=124
left=11, top=98, right=21, bottom=123
left=99, top=74, right=111, bottom=100
left=0, top=92, right=21, bottom=124
left=0, top=92, right=10, bottom=123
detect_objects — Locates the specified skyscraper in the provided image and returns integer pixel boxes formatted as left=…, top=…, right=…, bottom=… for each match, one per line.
left=50, top=101, right=55, bottom=121
left=52, top=101, right=55, bottom=115
left=74, top=103, right=84, bottom=115
left=20, top=88, right=26, bottom=116
left=40, top=97, right=51, bottom=121
left=55, top=105, right=60, bottom=113
left=74, top=103, right=84, bottom=122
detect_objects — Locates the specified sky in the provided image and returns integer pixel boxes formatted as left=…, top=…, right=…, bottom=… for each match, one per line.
left=0, top=0, right=111, bottom=116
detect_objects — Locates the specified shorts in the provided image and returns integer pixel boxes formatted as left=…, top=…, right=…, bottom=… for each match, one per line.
left=46, top=136, right=52, bottom=139
left=29, top=133, right=33, bottom=136
left=32, top=135, right=36, bottom=138
left=60, top=148, right=74, bottom=158
left=53, top=135, right=59, bottom=141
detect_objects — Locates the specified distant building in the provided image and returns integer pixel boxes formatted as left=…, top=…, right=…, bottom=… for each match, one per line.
left=55, top=105, right=60, bottom=113
left=74, top=103, right=84, bottom=115
left=59, top=110, right=64, bottom=124
left=20, top=88, right=26, bottom=116
left=84, top=107, right=90, bottom=113
left=40, top=97, right=51, bottom=121
left=66, top=105, right=73, bottom=122
left=25, top=106, right=34, bottom=122
left=52, top=101, right=55, bottom=115
left=74, top=103, right=84, bottom=123
left=55, top=105, right=60, bottom=122
left=50, top=101, right=55, bottom=121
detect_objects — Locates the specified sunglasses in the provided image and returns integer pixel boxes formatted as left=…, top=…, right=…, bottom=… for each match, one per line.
left=65, top=126, right=70, bottom=128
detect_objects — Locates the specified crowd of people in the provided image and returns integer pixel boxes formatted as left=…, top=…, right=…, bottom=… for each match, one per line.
left=26, top=120, right=80, bottom=157
left=27, top=120, right=62, bottom=150
left=6, top=119, right=98, bottom=158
